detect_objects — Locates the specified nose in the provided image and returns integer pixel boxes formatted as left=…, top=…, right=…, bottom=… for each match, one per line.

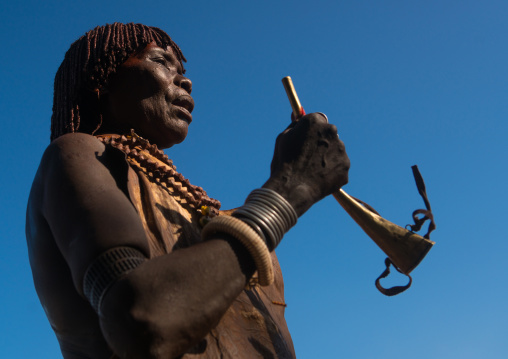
left=175, top=75, right=192, bottom=94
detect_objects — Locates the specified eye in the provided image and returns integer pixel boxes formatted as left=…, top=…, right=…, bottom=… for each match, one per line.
left=153, top=57, right=167, bottom=65
left=152, top=56, right=180, bottom=74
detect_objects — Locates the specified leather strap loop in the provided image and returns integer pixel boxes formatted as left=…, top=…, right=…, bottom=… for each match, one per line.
left=375, top=258, right=413, bottom=296
left=408, top=165, right=436, bottom=239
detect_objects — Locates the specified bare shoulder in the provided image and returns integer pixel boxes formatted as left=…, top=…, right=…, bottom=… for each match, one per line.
left=29, top=132, right=115, bottom=215
left=27, top=132, right=148, bottom=293
left=34, top=132, right=130, bottom=202
left=39, top=133, right=107, bottom=172
left=29, top=133, right=102, bottom=204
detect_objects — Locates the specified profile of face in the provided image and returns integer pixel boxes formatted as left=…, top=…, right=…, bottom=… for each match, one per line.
left=101, top=41, right=193, bottom=149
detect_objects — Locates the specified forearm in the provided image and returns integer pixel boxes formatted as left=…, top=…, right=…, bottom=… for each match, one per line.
left=99, top=236, right=255, bottom=358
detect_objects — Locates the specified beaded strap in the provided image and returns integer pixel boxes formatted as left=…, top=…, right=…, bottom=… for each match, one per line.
left=96, top=130, right=221, bottom=216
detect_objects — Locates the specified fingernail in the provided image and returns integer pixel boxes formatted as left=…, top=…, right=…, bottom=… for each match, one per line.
left=316, top=112, right=328, bottom=123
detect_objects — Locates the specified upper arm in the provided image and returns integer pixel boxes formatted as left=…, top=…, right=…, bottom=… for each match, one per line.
left=36, top=133, right=150, bottom=295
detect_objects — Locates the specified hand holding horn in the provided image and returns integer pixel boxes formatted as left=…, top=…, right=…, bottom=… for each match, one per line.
left=281, top=76, right=435, bottom=295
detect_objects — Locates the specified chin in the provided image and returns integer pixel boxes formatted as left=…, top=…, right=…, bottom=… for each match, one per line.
left=157, top=129, right=188, bottom=149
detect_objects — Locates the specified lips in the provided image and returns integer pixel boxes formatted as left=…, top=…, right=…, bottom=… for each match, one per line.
left=173, top=95, right=194, bottom=112
left=172, top=95, right=194, bottom=123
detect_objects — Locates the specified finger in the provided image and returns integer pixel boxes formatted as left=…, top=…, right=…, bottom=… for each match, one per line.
left=290, top=111, right=298, bottom=123
left=316, top=112, right=328, bottom=123
left=324, top=124, right=338, bottom=138
left=336, top=138, right=346, bottom=153
left=281, top=120, right=297, bottom=135
left=300, top=112, right=329, bottom=125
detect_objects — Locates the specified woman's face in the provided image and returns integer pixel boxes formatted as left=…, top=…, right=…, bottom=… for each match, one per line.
left=103, top=41, right=194, bottom=149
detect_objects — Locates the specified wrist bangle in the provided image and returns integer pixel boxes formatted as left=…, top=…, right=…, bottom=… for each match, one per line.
left=233, top=188, right=297, bottom=251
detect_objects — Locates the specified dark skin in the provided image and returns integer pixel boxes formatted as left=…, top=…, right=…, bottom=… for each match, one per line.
left=26, top=42, right=349, bottom=358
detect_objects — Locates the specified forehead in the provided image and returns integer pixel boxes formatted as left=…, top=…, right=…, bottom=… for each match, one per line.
left=119, top=41, right=183, bottom=74
left=135, top=41, right=177, bottom=60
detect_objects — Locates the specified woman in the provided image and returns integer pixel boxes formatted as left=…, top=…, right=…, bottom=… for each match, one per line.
left=26, top=22, right=349, bottom=358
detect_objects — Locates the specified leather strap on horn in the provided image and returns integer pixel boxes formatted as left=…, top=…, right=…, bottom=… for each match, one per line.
left=349, top=195, right=380, bottom=216
left=375, top=258, right=413, bottom=296
left=407, top=165, right=436, bottom=239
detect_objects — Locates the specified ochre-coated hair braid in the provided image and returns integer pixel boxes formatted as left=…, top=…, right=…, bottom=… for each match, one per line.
left=51, top=22, right=186, bottom=142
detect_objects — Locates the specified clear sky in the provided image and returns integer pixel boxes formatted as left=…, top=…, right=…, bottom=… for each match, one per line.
left=1, top=1, right=507, bottom=358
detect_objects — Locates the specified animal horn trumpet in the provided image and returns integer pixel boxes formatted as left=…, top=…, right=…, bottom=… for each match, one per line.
left=333, top=189, right=434, bottom=275
left=282, top=76, right=435, bottom=293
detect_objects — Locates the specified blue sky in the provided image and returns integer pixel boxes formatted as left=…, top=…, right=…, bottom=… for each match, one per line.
left=1, top=1, right=507, bottom=358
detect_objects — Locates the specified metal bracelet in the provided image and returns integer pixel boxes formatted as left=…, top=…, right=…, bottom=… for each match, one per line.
left=83, top=247, right=147, bottom=314
left=233, top=188, right=297, bottom=250
left=238, top=216, right=267, bottom=243
left=245, top=196, right=289, bottom=238
left=234, top=206, right=280, bottom=250
left=247, top=189, right=298, bottom=228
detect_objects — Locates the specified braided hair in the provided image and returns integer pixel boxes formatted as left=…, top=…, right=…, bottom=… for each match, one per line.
left=51, top=22, right=186, bottom=142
